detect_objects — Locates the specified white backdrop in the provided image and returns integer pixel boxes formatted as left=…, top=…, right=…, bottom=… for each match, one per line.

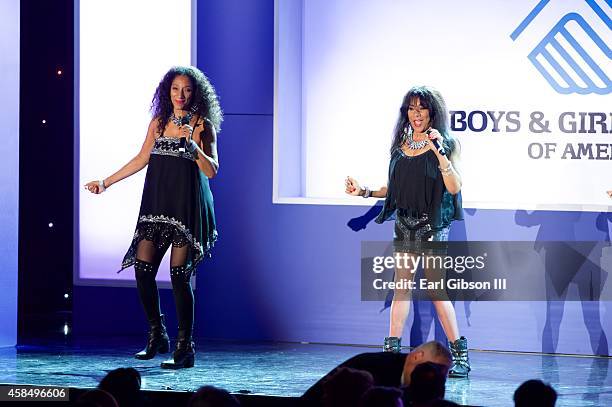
left=78, top=0, right=192, bottom=284
left=276, top=0, right=612, bottom=211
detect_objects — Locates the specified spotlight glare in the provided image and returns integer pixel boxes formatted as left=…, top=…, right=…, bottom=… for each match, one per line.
left=63, top=324, right=69, bottom=336
left=48, top=222, right=54, bottom=228
left=42, top=119, right=46, bottom=124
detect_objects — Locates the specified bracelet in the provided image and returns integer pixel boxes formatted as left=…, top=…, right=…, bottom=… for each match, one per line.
left=98, top=180, right=106, bottom=192
left=186, top=139, right=199, bottom=153
left=362, top=186, right=371, bottom=198
left=438, top=162, right=454, bottom=176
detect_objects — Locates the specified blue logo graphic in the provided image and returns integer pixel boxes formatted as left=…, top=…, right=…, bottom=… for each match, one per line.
left=511, top=0, right=611, bottom=95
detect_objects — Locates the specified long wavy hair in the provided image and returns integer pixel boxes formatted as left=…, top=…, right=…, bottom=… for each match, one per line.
left=151, top=66, right=223, bottom=134
left=390, top=86, right=457, bottom=156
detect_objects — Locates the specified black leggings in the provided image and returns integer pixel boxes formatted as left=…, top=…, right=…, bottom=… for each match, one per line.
left=134, top=239, right=194, bottom=337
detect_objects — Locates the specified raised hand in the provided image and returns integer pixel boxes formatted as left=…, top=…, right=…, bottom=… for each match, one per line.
left=84, top=180, right=106, bottom=194
left=345, top=176, right=362, bottom=196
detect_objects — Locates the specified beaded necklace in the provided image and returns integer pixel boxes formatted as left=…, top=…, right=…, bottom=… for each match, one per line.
left=170, top=104, right=198, bottom=126
left=170, top=111, right=193, bottom=127
left=403, top=125, right=428, bottom=150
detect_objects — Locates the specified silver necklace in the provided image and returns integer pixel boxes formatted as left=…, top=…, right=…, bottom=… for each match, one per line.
left=403, top=125, right=428, bottom=150
left=170, top=104, right=198, bottom=126
left=170, top=111, right=193, bottom=127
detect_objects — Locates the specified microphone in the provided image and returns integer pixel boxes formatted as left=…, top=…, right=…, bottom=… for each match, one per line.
left=426, top=129, right=446, bottom=156
left=177, top=116, right=190, bottom=153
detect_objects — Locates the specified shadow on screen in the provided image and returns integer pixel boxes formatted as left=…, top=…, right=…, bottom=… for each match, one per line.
left=515, top=210, right=611, bottom=355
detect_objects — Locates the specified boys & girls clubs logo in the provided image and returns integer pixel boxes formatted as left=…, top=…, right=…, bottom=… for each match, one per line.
left=511, top=0, right=611, bottom=95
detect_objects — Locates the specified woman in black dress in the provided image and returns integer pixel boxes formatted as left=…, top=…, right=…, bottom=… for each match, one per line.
left=85, top=66, right=222, bottom=369
left=345, top=86, right=470, bottom=377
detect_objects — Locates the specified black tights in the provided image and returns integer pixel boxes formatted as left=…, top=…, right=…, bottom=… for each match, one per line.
left=134, top=239, right=194, bottom=338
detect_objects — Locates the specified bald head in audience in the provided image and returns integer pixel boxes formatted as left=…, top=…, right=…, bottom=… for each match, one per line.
left=401, top=341, right=452, bottom=386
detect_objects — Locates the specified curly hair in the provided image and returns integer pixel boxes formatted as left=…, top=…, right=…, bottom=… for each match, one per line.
left=151, top=66, right=223, bottom=135
left=390, top=85, right=457, bottom=156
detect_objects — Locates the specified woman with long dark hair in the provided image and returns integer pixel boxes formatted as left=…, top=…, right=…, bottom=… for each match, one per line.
left=345, top=86, right=470, bottom=377
left=85, top=66, right=222, bottom=369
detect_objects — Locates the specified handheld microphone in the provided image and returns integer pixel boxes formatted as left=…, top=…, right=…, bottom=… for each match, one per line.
left=177, top=116, right=189, bottom=153
left=426, top=129, right=446, bottom=156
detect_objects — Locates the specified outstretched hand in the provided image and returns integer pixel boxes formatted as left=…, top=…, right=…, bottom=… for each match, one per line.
left=345, top=176, right=362, bottom=196
left=84, top=180, right=105, bottom=194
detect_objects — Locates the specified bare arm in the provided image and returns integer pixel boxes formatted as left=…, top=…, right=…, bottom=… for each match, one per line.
left=345, top=177, right=387, bottom=198
left=363, top=185, right=387, bottom=198
left=371, top=186, right=387, bottom=198
left=84, top=118, right=158, bottom=193
left=190, top=118, right=219, bottom=178
left=428, top=131, right=462, bottom=195
left=104, top=118, right=159, bottom=186
left=436, top=147, right=462, bottom=195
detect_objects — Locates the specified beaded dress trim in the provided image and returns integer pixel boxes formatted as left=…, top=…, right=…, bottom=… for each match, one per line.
left=120, top=214, right=217, bottom=272
left=150, top=136, right=196, bottom=161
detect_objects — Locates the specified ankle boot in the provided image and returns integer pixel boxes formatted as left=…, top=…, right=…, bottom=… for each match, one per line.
left=383, top=336, right=402, bottom=353
left=449, top=336, right=471, bottom=377
left=135, top=314, right=170, bottom=360
left=160, top=330, right=195, bottom=369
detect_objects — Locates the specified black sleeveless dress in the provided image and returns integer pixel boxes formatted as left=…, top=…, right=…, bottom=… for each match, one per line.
left=119, top=136, right=217, bottom=274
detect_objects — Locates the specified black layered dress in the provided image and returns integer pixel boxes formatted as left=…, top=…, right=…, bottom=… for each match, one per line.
left=120, top=136, right=217, bottom=274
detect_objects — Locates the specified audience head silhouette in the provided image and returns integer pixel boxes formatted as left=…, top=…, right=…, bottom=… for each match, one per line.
left=402, top=341, right=452, bottom=386
left=409, top=361, right=447, bottom=406
left=75, top=389, right=118, bottom=407
left=188, top=385, right=240, bottom=407
left=514, top=379, right=557, bottom=407
left=98, top=367, right=142, bottom=406
left=359, top=386, right=404, bottom=407
left=322, top=367, right=375, bottom=407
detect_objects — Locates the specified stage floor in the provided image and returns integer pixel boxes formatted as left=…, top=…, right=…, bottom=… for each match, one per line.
left=0, top=338, right=610, bottom=406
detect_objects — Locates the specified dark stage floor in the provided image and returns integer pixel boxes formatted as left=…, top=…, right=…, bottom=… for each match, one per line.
left=0, top=338, right=610, bottom=406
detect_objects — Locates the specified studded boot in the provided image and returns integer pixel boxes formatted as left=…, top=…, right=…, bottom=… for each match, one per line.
left=161, top=265, right=196, bottom=369
left=160, top=329, right=195, bottom=369
left=449, top=336, right=471, bottom=377
left=135, top=314, right=170, bottom=360
left=383, top=336, right=402, bottom=353
left=134, top=259, right=170, bottom=360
